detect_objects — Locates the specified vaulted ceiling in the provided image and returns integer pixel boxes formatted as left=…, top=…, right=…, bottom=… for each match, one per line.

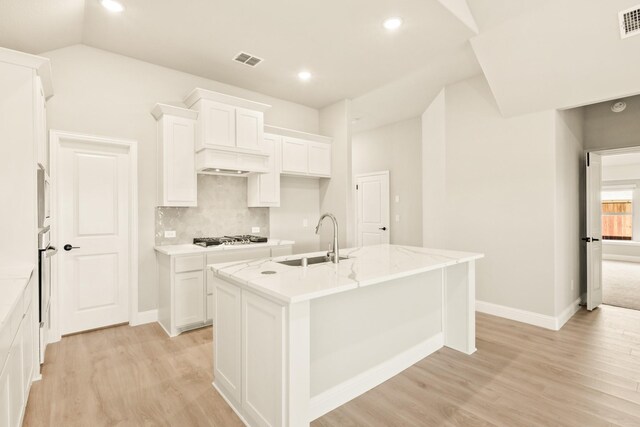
left=1, top=0, right=640, bottom=131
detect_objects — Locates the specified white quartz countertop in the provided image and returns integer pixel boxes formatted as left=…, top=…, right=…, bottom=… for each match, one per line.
left=154, top=239, right=295, bottom=256
left=0, top=264, right=35, bottom=330
left=209, top=244, right=483, bottom=303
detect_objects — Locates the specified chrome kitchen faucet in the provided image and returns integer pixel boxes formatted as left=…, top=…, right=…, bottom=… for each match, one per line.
left=315, top=213, right=340, bottom=264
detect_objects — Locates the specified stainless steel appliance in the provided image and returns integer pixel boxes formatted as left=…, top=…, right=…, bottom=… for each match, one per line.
left=37, top=167, right=50, bottom=229
left=38, top=226, right=57, bottom=363
left=193, top=235, right=268, bottom=247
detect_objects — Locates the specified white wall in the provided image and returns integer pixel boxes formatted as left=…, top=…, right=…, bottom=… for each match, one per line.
left=319, top=100, right=353, bottom=248
left=43, top=44, right=320, bottom=312
left=553, top=108, right=584, bottom=316
left=423, top=75, right=559, bottom=316
left=352, top=117, right=422, bottom=246
left=422, top=89, right=446, bottom=247
left=270, top=177, right=321, bottom=254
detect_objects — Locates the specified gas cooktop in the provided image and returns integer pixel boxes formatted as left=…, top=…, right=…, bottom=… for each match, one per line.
left=193, top=235, right=268, bottom=247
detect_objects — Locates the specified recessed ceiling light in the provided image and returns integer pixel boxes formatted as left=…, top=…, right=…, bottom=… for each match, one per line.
left=100, top=0, right=124, bottom=13
left=611, top=101, right=627, bottom=113
left=383, top=17, right=403, bottom=31
left=298, top=71, right=312, bottom=81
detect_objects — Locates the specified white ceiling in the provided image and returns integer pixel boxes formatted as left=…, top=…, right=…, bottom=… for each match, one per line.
left=470, top=0, right=640, bottom=117
left=0, top=0, right=84, bottom=54
left=2, top=0, right=640, bottom=129
left=79, top=0, right=475, bottom=109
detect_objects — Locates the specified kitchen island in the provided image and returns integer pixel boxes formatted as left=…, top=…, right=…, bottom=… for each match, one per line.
left=208, top=244, right=483, bottom=427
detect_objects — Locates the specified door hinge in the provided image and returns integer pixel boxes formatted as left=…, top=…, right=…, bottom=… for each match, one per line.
left=587, top=152, right=590, bottom=167
left=356, top=184, right=359, bottom=190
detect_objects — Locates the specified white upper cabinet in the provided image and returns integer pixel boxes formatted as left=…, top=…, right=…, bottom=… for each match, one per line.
left=235, top=107, right=264, bottom=152
left=275, top=128, right=332, bottom=178
left=248, top=134, right=281, bottom=207
left=199, top=100, right=236, bottom=149
left=281, top=137, right=308, bottom=175
left=185, top=89, right=270, bottom=154
left=152, top=104, right=199, bottom=207
left=308, top=142, right=331, bottom=177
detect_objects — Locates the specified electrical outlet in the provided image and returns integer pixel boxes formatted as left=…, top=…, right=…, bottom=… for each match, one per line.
left=164, top=230, right=176, bottom=238
left=252, top=226, right=260, bottom=233
left=303, top=219, right=308, bottom=227
left=395, top=214, right=400, bottom=222
left=395, top=195, right=400, bottom=203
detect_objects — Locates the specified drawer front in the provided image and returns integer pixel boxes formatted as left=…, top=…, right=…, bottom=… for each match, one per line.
left=206, top=248, right=271, bottom=266
left=175, top=254, right=204, bottom=273
left=9, top=299, right=23, bottom=342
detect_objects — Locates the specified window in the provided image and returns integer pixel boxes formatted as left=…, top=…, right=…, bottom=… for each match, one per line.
left=602, top=189, right=633, bottom=240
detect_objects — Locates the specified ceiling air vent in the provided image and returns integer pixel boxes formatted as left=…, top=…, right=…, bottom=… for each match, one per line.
left=233, top=52, right=263, bottom=67
left=619, top=5, right=640, bottom=39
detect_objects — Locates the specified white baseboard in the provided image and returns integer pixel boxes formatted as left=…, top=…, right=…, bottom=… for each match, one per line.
left=131, top=309, right=158, bottom=326
left=603, top=254, right=640, bottom=263
left=555, top=298, right=582, bottom=330
left=212, top=382, right=249, bottom=427
left=309, top=332, right=444, bottom=421
left=476, top=299, right=581, bottom=331
left=476, top=300, right=557, bottom=330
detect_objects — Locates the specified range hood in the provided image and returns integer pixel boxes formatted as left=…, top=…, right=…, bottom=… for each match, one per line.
left=196, top=147, right=269, bottom=176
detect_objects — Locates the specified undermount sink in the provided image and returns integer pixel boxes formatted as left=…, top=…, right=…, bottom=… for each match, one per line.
left=277, top=255, right=348, bottom=267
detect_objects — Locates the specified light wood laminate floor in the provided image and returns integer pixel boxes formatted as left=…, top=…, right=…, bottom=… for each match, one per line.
left=24, top=305, right=640, bottom=426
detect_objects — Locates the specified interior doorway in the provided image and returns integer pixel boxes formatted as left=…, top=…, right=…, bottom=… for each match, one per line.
left=50, top=130, right=139, bottom=338
left=355, top=171, right=390, bottom=246
left=588, top=148, right=640, bottom=311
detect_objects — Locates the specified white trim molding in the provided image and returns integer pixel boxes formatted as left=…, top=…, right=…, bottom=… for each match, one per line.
left=49, top=130, right=139, bottom=341
left=131, top=309, right=158, bottom=326
left=476, top=299, right=582, bottom=331
left=603, top=254, right=640, bottom=263
left=309, top=332, right=444, bottom=421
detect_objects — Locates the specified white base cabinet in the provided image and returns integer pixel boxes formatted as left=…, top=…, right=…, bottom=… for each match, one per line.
left=156, top=245, right=292, bottom=337
left=0, top=275, right=38, bottom=427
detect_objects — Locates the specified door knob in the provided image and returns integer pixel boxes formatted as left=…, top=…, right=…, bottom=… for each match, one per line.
left=379, top=227, right=387, bottom=231
left=63, top=244, right=80, bottom=251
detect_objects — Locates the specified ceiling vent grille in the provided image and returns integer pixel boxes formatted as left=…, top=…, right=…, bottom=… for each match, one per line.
left=619, top=5, right=640, bottom=39
left=233, top=52, right=263, bottom=67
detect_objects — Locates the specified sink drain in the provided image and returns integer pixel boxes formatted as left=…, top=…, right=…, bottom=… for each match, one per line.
left=261, top=270, right=276, bottom=275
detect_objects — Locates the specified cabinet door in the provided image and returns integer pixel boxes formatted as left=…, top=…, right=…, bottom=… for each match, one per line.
left=21, top=308, right=33, bottom=400
left=174, top=271, right=205, bottom=328
left=206, top=293, right=214, bottom=323
left=308, top=142, right=331, bottom=177
left=247, top=134, right=280, bottom=207
left=281, top=137, right=308, bottom=175
left=161, top=116, right=197, bottom=207
left=7, top=328, right=24, bottom=427
left=0, top=368, right=9, bottom=427
left=242, top=291, right=284, bottom=427
left=235, top=108, right=263, bottom=152
left=200, top=100, right=236, bottom=149
left=213, top=278, right=242, bottom=404
left=34, top=76, right=47, bottom=171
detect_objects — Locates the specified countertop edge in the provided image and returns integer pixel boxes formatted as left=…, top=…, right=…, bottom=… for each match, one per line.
left=154, top=239, right=295, bottom=256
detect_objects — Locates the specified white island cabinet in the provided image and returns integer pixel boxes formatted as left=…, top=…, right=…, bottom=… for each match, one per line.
left=155, top=240, right=293, bottom=337
left=209, top=244, right=483, bottom=427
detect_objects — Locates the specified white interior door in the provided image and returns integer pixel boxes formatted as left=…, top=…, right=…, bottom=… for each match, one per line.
left=59, top=139, right=131, bottom=334
left=356, top=171, right=390, bottom=246
left=586, top=152, right=603, bottom=311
